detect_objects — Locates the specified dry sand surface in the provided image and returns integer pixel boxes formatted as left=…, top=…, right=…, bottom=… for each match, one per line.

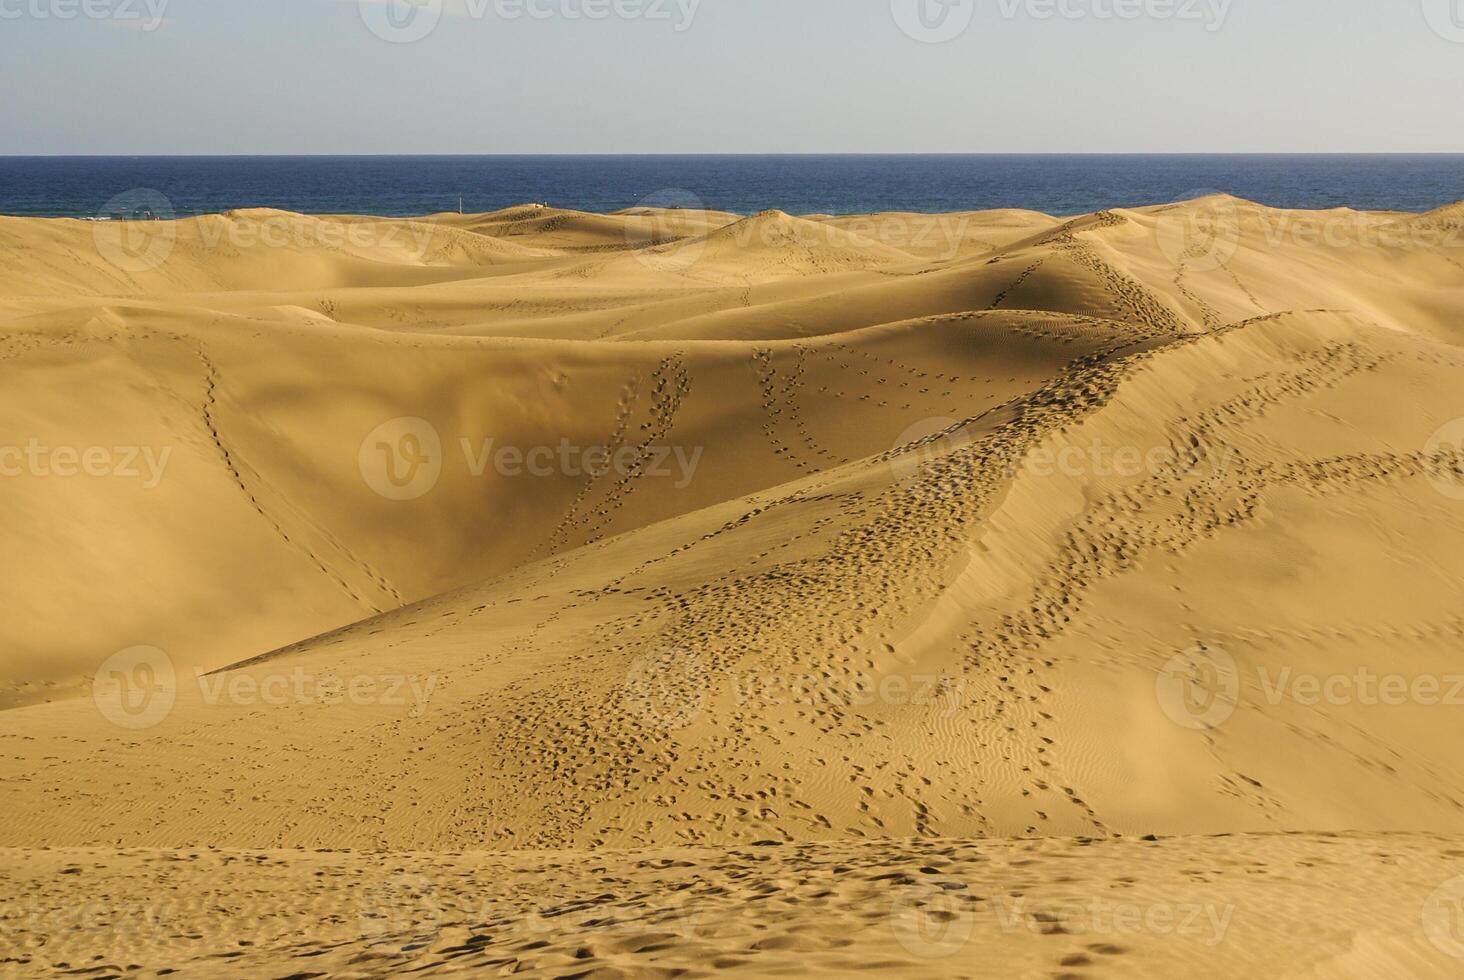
left=3, top=196, right=1464, bottom=976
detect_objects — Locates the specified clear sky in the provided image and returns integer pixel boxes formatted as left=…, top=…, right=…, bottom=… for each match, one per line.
left=3, top=0, right=1463, bottom=154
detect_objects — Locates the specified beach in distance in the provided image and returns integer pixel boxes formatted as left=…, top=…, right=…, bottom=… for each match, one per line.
left=3, top=192, right=1464, bottom=976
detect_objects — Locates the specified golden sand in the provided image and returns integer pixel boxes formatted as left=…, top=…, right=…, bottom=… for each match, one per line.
left=3, top=197, right=1464, bottom=976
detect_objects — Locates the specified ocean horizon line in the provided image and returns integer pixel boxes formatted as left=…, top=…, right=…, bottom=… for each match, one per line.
left=5, top=154, right=1462, bottom=220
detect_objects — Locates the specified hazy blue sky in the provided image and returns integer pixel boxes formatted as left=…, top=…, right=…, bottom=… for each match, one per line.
left=3, top=0, right=1463, bottom=154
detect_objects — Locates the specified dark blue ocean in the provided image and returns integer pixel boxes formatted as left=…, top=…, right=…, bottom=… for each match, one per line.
left=2, top=155, right=1463, bottom=219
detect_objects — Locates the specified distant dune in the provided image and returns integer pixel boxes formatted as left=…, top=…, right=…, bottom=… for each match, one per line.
left=3, top=197, right=1464, bottom=977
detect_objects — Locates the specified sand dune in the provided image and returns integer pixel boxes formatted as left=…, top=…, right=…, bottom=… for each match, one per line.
left=3, top=197, right=1464, bottom=976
